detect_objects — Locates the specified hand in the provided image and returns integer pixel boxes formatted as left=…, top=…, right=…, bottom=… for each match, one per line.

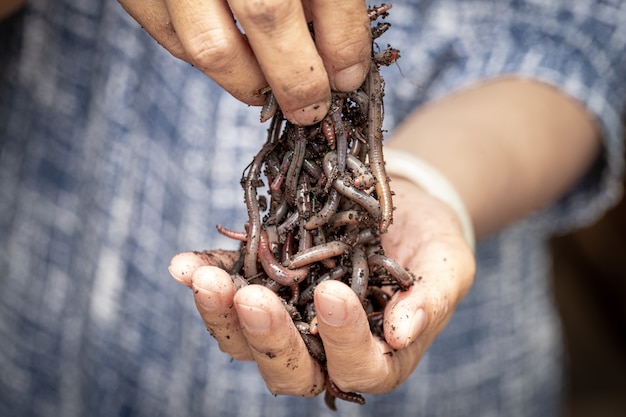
left=168, top=177, right=475, bottom=398
left=118, top=0, right=372, bottom=125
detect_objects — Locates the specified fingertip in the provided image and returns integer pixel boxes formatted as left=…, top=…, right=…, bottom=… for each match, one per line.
left=314, top=280, right=366, bottom=329
left=169, top=252, right=206, bottom=287
left=385, top=305, right=426, bottom=350
left=192, top=265, right=234, bottom=292
left=331, top=62, right=369, bottom=92
left=283, top=99, right=331, bottom=126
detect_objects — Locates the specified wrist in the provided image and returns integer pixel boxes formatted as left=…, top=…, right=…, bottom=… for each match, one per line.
left=383, top=147, right=476, bottom=250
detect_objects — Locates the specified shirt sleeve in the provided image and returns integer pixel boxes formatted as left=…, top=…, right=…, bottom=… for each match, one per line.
left=386, top=0, right=626, bottom=236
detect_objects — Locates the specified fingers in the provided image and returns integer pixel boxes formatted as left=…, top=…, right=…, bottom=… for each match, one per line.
left=314, top=280, right=402, bottom=394
left=234, top=285, right=326, bottom=397
left=308, top=0, right=371, bottom=91
left=121, top=0, right=372, bottom=125
left=164, top=0, right=267, bottom=106
left=169, top=250, right=241, bottom=287
left=192, top=265, right=254, bottom=361
left=228, top=0, right=330, bottom=125
left=118, top=0, right=188, bottom=60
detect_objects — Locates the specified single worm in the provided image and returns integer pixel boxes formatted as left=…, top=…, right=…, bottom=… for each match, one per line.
left=329, top=98, right=347, bottom=172
left=215, top=224, right=247, bottom=242
left=301, top=333, right=326, bottom=364
left=371, top=22, right=391, bottom=39
left=302, top=158, right=323, bottom=181
left=350, top=245, right=369, bottom=303
left=304, top=188, right=340, bottom=230
left=285, top=126, right=307, bottom=203
left=368, top=3, right=392, bottom=20
left=260, top=90, right=278, bottom=122
left=312, top=228, right=337, bottom=269
left=287, top=241, right=351, bottom=269
left=276, top=211, right=299, bottom=235
left=321, top=115, right=335, bottom=149
left=366, top=64, right=394, bottom=233
left=258, top=229, right=309, bottom=286
left=242, top=141, right=275, bottom=277
left=270, top=151, right=293, bottom=191
left=367, top=254, right=415, bottom=290
left=324, top=373, right=365, bottom=411
left=327, top=210, right=366, bottom=229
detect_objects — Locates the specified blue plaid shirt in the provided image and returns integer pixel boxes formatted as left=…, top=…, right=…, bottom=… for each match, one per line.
left=1, top=1, right=624, bottom=416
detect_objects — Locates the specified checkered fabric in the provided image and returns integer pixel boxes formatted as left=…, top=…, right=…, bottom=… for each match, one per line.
left=1, top=1, right=624, bottom=416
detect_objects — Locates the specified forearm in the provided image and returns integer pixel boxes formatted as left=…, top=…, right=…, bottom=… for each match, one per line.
left=387, top=77, right=601, bottom=239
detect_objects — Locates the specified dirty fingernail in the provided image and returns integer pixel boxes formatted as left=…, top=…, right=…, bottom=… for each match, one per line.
left=287, top=100, right=330, bottom=126
left=237, top=304, right=271, bottom=333
left=332, top=63, right=367, bottom=92
left=397, top=308, right=426, bottom=348
left=317, top=292, right=348, bottom=326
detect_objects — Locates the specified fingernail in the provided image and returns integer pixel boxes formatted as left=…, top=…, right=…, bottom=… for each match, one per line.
left=237, top=304, right=271, bottom=333
left=193, top=286, right=220, bottom=313
left=168, top=252, right=202, bottom=287
left=332, top=63, right=367, bottom=92
left=396, top=308, right=426, bottom=348
left=288, top=100, right=330, bottom=126
left=316, top=292, right=348, bottom=326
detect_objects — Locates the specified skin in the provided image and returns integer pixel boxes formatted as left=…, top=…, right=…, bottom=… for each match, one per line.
left=146, top=0, right=600, bottom=399
left=0, top=0, right=26, bottom=20
left=6, top=0, right=601, bottom=401
left=118, top=0, right=371, bottom=125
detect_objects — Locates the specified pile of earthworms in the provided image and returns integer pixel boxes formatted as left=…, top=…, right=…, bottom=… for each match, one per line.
left=216, top=4, right=414, bottom=410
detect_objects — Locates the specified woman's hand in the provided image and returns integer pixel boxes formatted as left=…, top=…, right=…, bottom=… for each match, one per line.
left=168, top=177, right=475, bottom=398
left=118, top=0, right=372, bottom=125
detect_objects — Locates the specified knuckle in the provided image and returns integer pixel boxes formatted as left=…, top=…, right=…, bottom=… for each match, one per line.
left=236, top=0, right=293, bottom=32
left=183, top=29, right=238, bottom=72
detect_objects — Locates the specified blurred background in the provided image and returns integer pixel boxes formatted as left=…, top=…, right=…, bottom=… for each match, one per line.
left=551, top=176, right=626, bottom=417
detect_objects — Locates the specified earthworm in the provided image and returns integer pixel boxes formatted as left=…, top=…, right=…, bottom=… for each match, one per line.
left=327, top=210, right=366, bottom=229
left=350, top=245, right=369, bottom=303
left=277, top=211, right=299, bottom=235
left=302, top=158, right=323, bottom=181
left=366, top=63, right=394, bottom=233
left=312, top=228, right=337, bottom=269
left=298, top=266, right=349, bottom=304
left=258, top=229, right=309, bottom=286
left=348, top=90, right=369, bottom=115
left=242, top=140, right=276, bottom=277
left=321, top=115, right=335, bottom=149
left=324, top=373, right=365, bottom=411
left=215, top=224, right=247, bottom=242
left=285, top=126, right=307, bottom=203
left=304, top=188, right=340, bottom=230
left=367, top=253, right=415, bottom=290
left=287, top=241, right=351, bottom=269
left=323, top=151, right=382, bottom=220
left=270, top=151, right=293, bottom=191
left=345, top=153, right=376, bottom=189
left=260, top=90, right=278, bottom=122
left=301, top=333, right=326, bottom=364
left=371, top=22, right=391, bottom=39
left=368, top=3, right=392, bottom=20
left=329, top=98, right=347, bottom=172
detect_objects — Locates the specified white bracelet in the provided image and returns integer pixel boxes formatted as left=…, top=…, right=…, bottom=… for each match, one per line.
left=383, top=147, right=476, bottom=251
